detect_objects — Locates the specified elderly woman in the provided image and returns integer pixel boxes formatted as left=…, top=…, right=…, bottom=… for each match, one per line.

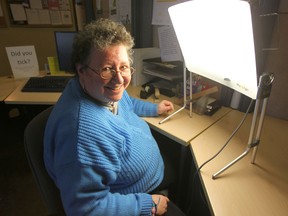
left=44, top=18, right=185, bottom=216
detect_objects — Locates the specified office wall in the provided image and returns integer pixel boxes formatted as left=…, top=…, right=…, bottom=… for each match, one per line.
left=264, top=1, right=288, bottom=120
left=0, top=0, right=151, bottom=77
left=0, top=1, right=76, bottom=77
left=0, top=27, right=76, bottom=77
left=131, top=0, right=153, bottom=48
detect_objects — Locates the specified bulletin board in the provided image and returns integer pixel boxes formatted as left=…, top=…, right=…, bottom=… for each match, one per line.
left=0, top=2, right=7, bottom=27
left=7, top=0, right=73, bottom=27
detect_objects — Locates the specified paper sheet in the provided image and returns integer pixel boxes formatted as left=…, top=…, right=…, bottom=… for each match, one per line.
left=6, top=46, right=39, bottom=79
left=26, top=9, right=40, bottom=24
left=158, top=25, right=182, bottom=62
left=119, top=0, right=131, bottom=25
left=39, top=9, right=51, bottom=24
left=10, top=4, right=27, bottom=21
left=30, top=0, right=43, bottom=9
left=50, top=10, right=62, bottom=25
left=61, top=10, right=72, bottom=24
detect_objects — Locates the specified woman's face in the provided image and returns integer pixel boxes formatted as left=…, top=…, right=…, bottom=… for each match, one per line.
left=77, top=45, right=132, bottom=103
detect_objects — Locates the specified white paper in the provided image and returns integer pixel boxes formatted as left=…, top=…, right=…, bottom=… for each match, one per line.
left=30, top=0, right=43, bottom=9
left=26, top=9, right=40, bottom=24
left=39, top=9, right=51, bottom=24
left=59, top=0, right=71, bottom=10
left=158, top=26, right=182, bottom=62
left=119, top=0, right=131, bottom=25
left=10, top=4, right=27, bottom=21
left=50, top=10, right=62, bottom=25
left=6, top=46, right=39, bottom=79
left=109, top=0, right=119, bottom=21
left=60, top=10, right=72, bottom=24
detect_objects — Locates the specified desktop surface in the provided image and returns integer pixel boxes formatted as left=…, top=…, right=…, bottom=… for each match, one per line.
left=0, top=76, right=22, bottom=101
left=127, top=85, right=232, bottom=146
left=4, top=72, right=75, bottom=105
left=190, top=110, right=288, bottom=216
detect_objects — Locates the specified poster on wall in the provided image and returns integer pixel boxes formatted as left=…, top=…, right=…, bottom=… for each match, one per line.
left=7, top=0, right=72, bottom=26
left=6, top=45, right=39, bottom=79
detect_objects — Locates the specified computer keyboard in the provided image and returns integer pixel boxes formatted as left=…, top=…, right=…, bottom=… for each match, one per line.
left=21, top=76, right=73, bottom=92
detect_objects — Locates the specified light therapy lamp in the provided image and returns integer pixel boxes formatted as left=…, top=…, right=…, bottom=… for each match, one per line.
left=167, top=0, right=274, bottom=178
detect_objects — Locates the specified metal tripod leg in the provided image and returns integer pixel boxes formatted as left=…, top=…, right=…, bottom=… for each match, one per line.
left=212, top=97, right=268, bottom=179
left=159, top=62, right=193, bottom=124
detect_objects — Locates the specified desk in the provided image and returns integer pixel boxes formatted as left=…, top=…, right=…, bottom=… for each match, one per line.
left=127, top=85, right=231, bottom=146
left=4, top=79, right=62, bottom=105
left=4, top=73, right=74, bottom=105
left=0, top=76, right=22, bottom=102
left=190, top=110, right=288, bottom=216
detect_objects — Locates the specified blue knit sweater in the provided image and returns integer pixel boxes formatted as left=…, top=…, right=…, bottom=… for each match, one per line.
left=44, top=78, right=164, bottom=216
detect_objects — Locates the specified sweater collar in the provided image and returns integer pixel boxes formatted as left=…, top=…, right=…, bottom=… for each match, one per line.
left=79, top=80, right=118, bottom=114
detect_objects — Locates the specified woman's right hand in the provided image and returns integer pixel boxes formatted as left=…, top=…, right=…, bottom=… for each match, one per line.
left=151, top=194, right=169, bottom=215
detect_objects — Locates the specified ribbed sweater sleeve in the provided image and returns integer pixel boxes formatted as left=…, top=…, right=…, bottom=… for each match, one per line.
left=129, top=96, right=158, bottom=117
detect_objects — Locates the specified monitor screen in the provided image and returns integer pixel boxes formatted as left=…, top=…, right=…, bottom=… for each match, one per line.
left=54, top=31, right=77, bottom=72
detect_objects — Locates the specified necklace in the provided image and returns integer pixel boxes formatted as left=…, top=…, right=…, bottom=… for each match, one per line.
left=105, top=102, right=118, bottom=114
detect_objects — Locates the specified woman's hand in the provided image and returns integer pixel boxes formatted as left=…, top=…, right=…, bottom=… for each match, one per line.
left=151, top=194, right=169, bottom=215
left=157, top=100, right=174, bottom=115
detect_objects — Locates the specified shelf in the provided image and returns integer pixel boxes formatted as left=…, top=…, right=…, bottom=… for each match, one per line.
left=143, top=67, right=182, bottom=81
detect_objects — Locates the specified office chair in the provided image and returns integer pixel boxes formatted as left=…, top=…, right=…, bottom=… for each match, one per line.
left=24, top=106, right=65, bottom=216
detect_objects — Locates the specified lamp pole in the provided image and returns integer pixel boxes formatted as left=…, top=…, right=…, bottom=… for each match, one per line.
left=159, top=61, right=194, bottom=124
left=212, top=73, right=274, bottom=179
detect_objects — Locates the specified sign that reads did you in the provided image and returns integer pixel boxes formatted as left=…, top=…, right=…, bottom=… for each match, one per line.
left=6, top=45, right=39, bottom=79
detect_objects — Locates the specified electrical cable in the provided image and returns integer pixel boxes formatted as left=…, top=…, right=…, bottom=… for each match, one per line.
left=195, top=99, right=254, bottom=179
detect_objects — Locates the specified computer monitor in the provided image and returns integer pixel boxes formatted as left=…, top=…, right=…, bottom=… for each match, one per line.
left=54, top=31, right=77, bottom=72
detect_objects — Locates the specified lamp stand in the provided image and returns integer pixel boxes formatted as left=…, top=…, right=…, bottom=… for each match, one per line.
left=159, top=62, right=193, bottom=124
left=212, top=73, right=274, bottom=179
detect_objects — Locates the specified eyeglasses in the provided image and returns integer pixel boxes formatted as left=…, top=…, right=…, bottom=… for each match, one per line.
left=84, top=65, right=135, bottom=80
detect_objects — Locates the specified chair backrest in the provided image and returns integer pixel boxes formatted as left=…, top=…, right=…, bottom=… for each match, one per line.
left=24, top=106, right=65, bottom=216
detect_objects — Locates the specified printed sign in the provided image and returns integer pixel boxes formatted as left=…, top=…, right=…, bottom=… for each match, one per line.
left=6, top=45, right=39, bottom=79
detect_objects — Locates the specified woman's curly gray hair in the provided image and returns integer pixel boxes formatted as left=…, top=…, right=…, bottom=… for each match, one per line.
left=71, top=18, right=134, bottom=72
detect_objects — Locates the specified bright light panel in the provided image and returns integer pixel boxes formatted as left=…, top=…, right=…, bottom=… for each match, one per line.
left=168, top=0, right=258, bottom=99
